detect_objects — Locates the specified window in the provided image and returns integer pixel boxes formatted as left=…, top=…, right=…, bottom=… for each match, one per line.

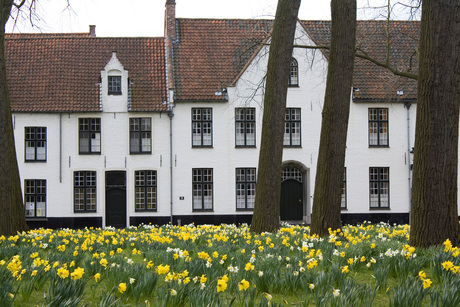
left=369, top=108, right=388, bottom=146
left=130, top=118, right=152, bottom=154
left=369, top=167, right=389, bottom=208
left=79, top=118, right=101, bottom=154
left=25, top=127, right=46, bottom=161
left=24, top=180, right=46, bottom=217
left=284, top=108, right=301, bottom=147
left=341, top=168, right=347, bottom=209
left=135, top=170, right=157, bottom=211
left=192, top=168, right=213, bottom=210
left=192, top=108, right=212, bottom=147
left=235, top=108, right=255, bottom=147
left=108, top=76, right=121, bottom=95
left=74, top=171, right=97, bottom=212
left=236, top=168, right=256, bottom=210
left=289, top=58, right=298, bottom=86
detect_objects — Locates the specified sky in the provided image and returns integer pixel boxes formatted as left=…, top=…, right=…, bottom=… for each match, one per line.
left=5, top=0, right=415, bottom=37
left=6, top=0, right=326, bottom=37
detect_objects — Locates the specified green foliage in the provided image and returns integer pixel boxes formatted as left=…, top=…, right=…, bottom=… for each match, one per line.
left=1, top=223, right=460, bottom=306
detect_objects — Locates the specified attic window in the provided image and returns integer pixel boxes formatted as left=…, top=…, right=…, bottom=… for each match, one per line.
left=288, top=58, right=298, bottom=87
left=108, top=76, right=121, bottom=95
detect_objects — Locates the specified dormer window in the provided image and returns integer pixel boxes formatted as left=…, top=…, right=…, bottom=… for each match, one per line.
left=108, top=76, right=121, bottom=95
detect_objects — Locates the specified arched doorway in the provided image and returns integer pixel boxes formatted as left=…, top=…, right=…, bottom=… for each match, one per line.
left=280, top=162, right=310, bottom=222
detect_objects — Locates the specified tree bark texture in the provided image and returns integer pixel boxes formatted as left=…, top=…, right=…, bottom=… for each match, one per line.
left=0, top=0, right=29, bottom=236
left=250, top=0, right=301, bottom=233
left=310, top=0, right=356, bottom=237
left=409, top=0, right=460, bottom=247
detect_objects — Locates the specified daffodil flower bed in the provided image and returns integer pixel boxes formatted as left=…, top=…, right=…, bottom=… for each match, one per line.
left=0, top=221, right=459, bottom=306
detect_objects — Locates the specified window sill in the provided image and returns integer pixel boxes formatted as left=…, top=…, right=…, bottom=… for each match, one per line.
left=192, top=209, right=214, bottom=212
left=192, top=146, right=213, bottom=149
left=369, top=207, right=390, bottom=210
left=130, top=152, right=152, bottom=155
left=108, top=92, right=122, bottom=96
left=135, top=210, right=158, bottom=213
left=235, top=146, right=257, bottom=149
left=368, top=145, right=390, bottom=148
left=79, top=152, right=102, bottom=155
left=283, top=145, right=302, bottom=148
left=236, top=208, right=254, bottom=211
left=74, top=211, right=97, bottom=213
left=25, top=160, right=47, bottom=163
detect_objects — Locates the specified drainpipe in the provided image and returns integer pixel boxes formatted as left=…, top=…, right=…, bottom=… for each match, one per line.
left=403, top=98, right=412, bottom=224
left=59, top=113, right=62, bottom=183
left=168, top=101, right=174, bottom=224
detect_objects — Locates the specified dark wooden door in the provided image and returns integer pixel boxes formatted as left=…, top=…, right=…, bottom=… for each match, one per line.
left=105, top=171, right=126, bottom=228
left=280, top=179, right=303, bottom=220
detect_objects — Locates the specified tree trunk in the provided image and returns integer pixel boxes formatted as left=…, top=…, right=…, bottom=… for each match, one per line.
left=409, top=0, right=460, bottom=247
left=250, top=0, right=301, bottom=233
left=310, top=0, right=356, bottom=237
left=0, top=0, right=29, bottom=236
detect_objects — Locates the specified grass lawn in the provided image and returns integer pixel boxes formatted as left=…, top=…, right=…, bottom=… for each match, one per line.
left=1, top=222, right=459, bottom=306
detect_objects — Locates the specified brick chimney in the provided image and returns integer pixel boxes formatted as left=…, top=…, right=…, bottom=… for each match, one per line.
left=89, top=25, right=96, bottom=37
left=165, top=0, right=176, bottom=92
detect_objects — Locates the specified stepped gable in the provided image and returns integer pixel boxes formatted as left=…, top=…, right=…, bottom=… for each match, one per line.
left=6, top=33, right=167, bottom=112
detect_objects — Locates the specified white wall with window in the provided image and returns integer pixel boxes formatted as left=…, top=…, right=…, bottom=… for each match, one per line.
left=345, top=101, right=417, bottom=214
left=170, top=22, right=326, bottom=220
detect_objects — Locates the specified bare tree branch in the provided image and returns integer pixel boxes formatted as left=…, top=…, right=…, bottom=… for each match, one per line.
left=291, top=43, right=419, bottom=80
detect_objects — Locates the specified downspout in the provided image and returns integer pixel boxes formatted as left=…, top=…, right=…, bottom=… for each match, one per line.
left=404, top=99, right=412, bottom=223
left=59, top=113, right=62, bottom=183
left=168, top=102, right=174, bottom=224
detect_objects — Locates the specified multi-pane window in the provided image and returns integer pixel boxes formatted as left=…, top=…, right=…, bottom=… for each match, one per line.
left=24, top=180, right=46, bottom=217
left=130, top=118, right=152, bottom=154
left=108, top=76, right=121, bottom=95
left=74, top=171, right=97, bottom=212
left=341, top=168, right=347, bottom=209
left=135, top=170, right=157, bottom=211
left=192, top=108, right=212, bottom=147
left=79, top=118, right=101, bottom=154
left=369, top=167, right=389, bottom=208
left=236, top=168, right=256, bottom=210
left=25, top=127, right=46, bottom=161
left=369, top=108, right=388, bottom=146
left=289, top=58, right=299, bottom=86
left=235, top=108, right=255, bottom=147
left=284, top=108, right=301, bottom=146
left=192, top=168, right=213, bottom=210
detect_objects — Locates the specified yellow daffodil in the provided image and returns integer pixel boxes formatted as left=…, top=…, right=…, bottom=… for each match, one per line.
left=423, top=278, right=432, bottom=289
left=57, top=267, right=69, bottom=279
left=239, top=279, right=250, bottom=291
left=245, top=262, right=254, bottom=271
left=217, top=278, right=227, bottom=292
left=118, top=283, right=127, bottom=293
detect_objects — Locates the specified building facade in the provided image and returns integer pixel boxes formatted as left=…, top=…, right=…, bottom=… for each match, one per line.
left=8, top=1, right=428, bottom=229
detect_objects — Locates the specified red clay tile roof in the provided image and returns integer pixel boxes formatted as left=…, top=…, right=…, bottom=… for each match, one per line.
left=6, top=34, right=167, bottom=112
left=173, top=18, right=419, bottom=102
left=172, top=18, right=273, bottom=102
left=303, top=20, right=419, bottom=101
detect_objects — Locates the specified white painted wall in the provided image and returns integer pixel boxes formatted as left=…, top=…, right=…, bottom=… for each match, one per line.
left=15, top=21, right=458, bottom=226
left=170, top=22, right=327, bottom=219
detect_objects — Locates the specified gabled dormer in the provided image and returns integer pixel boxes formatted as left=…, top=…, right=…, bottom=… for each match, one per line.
left=100, top=51, right=130, bottom=112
